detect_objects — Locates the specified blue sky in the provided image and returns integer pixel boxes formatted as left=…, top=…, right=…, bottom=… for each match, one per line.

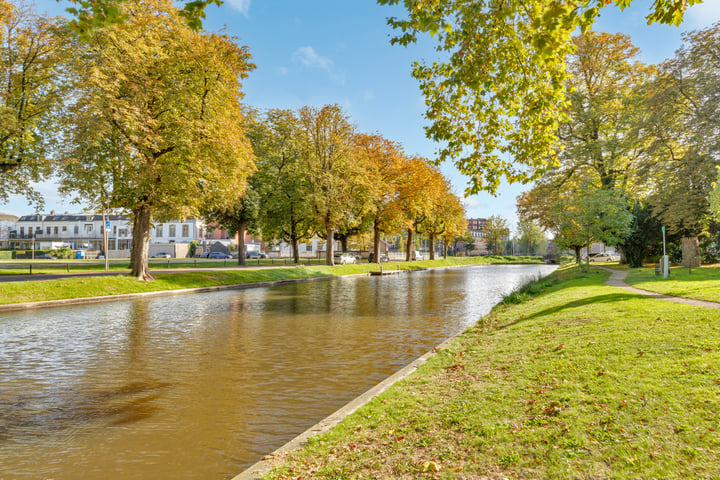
left=5, top=0, right=720, bottom=231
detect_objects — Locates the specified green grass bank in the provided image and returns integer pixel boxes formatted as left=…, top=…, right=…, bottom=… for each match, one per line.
left=258, top=265, right=720, bottom=479
left=626, top=264, right=720, bottom=303
left=0, top=255, right=542, bottom=306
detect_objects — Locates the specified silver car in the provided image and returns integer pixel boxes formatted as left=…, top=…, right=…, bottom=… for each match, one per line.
left=334, top=252, right=356, bottom=265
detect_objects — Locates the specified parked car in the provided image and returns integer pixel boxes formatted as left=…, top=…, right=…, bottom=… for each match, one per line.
left=208, top=252, right=232, bottom=259
left=589, top=252, right=619, bottom=262
left=150, top=252, right=172, bottom=258
left=333, top=252, right=356, bottom=265
left=36, top=253, right=56, bottom=259
left=368, top=252, right=389, bottom=263
left=246, top=251, right=267, bottom=259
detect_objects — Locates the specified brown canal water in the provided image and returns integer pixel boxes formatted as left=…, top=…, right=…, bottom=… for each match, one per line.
left=0, top=264, right=555, bottom=479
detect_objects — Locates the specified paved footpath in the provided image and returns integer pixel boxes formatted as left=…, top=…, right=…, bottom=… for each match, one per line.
left=599, top=266, right=720, bottom=309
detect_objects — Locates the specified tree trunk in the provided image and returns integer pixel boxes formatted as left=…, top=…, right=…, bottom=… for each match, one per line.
left=429, top=233, right=436, bottom=260
left=237, top=218, right=246, bottom=266
left=130, top=205, right=153, bottom=281
left=290, top=227, right=300, bottom=264
left=406, top=228, right=413, bottom=262
left=574, top=246, right=581, bottom=265
left=340, top=235, right=348, bottom=253
left=326, top=218, right=335, bottom=266
left=372, top=223, right=381, bottom=264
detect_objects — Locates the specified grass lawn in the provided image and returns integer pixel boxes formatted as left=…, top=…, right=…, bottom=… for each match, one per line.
left=626, top=265, right=720, bottom=303
left=260, top=265, right=720, bottom=479
left=0, top=256, right=544, bottom=305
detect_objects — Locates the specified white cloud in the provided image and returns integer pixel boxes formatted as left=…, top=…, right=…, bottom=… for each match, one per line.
left=226, top=0, right=251, bottom=17
left=292, top=46, right=333, bottom=71
left=279, top=66, right=288, bottom=76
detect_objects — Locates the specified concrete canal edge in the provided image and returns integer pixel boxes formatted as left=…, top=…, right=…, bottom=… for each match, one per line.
left=231, top=332, right=462, bottom=480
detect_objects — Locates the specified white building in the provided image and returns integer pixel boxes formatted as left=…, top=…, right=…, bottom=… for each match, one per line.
left=1, top=214, right=205, bottom=253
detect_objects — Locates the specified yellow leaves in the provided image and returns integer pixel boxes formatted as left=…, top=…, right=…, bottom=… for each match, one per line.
left=422, top=460, right=441, bottom=473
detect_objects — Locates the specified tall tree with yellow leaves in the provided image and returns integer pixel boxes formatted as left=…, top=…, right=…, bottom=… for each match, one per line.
left=58, top=0, right=255, bottom=280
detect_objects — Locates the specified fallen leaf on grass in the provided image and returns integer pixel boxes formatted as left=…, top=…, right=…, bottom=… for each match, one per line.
left=422, top=461, right=441, bottom=472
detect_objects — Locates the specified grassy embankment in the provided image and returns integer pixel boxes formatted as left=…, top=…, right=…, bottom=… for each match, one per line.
left=259, top=265, right=720, bottom=479
left=626, top=264, right=720, bottom=302
left=0, top=255, right=542, bottom=305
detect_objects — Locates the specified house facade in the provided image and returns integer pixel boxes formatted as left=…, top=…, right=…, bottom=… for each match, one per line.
left=1, top=214, right=206, bottom=252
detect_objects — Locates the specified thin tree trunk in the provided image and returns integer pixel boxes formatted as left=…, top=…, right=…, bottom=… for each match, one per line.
left=237, top=218, right=246, bottom=266
left=341, top=236, right=348, bottom=253
left=372, top=222, right=381, bottom=264
left=406, top=228, right=413, bottom=262
left=429, top=233, right=436, bottom=260
left=291, top=228, right=300, bottom=264
left=130, top=205, right=152, bottom=281
left=326, top=224, right=335, bottom=266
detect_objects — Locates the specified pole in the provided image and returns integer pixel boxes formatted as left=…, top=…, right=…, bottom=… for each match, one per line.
left=102, top=211, right=109, bottom=272
left=662, top=226, right=666, bottom=257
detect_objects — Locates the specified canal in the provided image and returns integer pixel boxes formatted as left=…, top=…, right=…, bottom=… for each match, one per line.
left=0, top=264, right=555, bottom=479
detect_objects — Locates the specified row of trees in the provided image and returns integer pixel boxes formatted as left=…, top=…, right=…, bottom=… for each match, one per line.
left=213, top=105, right=467, bottom=268
left=0, top=0, right=467, bottom=279
left=518, top=25, right=720, bottom=267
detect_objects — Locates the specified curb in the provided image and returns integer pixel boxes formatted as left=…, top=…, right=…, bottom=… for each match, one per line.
left=231, top=330, right=461, bottom=480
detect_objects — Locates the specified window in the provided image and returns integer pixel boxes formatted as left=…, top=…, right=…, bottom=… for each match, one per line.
left=156, top=225, right=163, bottom=237
left=119, top=229, right=127, bottom=237
left=46, top=227, right=51, bottom=234
left=54, top=226, right=58, bottom=235
left=113, top=226, right=117, bottom=235
left=85, top=224, right=93, bottom=233
left=169, top=225, right=176, bottom=237
left=20, top=227, right=24, bottom=236
left=74, top=226, right=79, bottom=234
left=62, top=226, right=67, bottom=232
left=182, top=225, right=189, bottom=237
left=35, top=226, right=41, bottom=232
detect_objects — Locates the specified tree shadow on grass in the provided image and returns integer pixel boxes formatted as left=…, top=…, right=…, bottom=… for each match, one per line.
left=497, top=292, right=646, bottom=330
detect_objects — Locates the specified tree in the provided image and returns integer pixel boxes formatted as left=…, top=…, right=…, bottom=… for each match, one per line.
left=417, top=177, right=465, bottom=260
left=395, top=155, right=444, bottom=261
left=205, top=185, right=259, bottom=266
left=62, top=0, right=222, bottom=34
left=640, top=22, right=720, bottom=237
left=58, top=0, right=255, bottom=280
left=516, top=218, right=547, bottom=256
left=559, top=31, right=654, bottom=191
left=556, top=185, right=633, bottom=272
left=439, top=214, right=468, bottom=259
left=620, top=200, right=663, bottom=268
left=298, top=104, right=357, bottom=266
left=377, top=0, right=700, bottom=194
left=248, top=108, right=314, bottom=264
left=0, top=1, right=68, bottom=206
left=353, top=133, right=408, bottom=263
left=482, top=215, right=510, bottom=256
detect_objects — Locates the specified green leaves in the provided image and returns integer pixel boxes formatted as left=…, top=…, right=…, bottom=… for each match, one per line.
left=378, top=0, right=696, bottom=194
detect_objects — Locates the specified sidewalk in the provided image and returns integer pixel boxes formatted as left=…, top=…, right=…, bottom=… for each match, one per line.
left=599, top=266, right=720, bottom=309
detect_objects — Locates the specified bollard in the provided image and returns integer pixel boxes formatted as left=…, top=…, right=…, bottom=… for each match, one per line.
left=67, top=264, right=70, bottom=273
left=29, top=264, right=32, bottom=275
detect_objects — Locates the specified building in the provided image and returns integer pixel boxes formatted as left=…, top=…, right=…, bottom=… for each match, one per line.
left=5, top=214, right=133, bottom=251
left=1, top=214, right=207, bottom=253
left=467, top=217, right=488, bottom=239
